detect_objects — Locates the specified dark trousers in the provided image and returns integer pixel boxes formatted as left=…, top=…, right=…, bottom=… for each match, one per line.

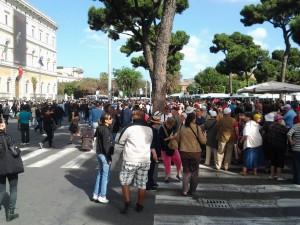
left=0, top=174, right=18, bottom=210
left=293, top=151, right=300, bottom=185
left=43, top=129, right=54, bottom=147
left=20, top=123, right=29, bottom=143
left=3, top=115, right=9, bottom=124
left=147, top=159, right=156, bottom=188
left=35, top=117, right=43, bottom=133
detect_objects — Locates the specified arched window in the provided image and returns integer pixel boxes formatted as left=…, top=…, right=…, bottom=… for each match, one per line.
left=53, top=84, right=56, bottom=93
left=47, top=83, right=50, bottom=93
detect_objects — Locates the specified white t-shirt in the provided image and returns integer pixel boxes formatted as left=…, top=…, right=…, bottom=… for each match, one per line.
left=118, top=124, right=153, bottom=163
left=243, top=120, right=262, bottom=149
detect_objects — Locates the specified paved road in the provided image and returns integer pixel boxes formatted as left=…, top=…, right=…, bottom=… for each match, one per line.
left=1, top=118, right=300, bottom=225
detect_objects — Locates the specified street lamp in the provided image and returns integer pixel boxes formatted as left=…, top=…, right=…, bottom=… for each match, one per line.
left=108, top=27, right=112, bottom=102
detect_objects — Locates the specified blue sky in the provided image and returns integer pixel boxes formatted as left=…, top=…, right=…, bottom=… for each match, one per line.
left=27, top=0, right=299, bottom=80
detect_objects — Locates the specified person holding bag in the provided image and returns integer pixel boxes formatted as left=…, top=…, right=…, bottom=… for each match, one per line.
left=178, top=111, right=206, bottom=196
left=0, top=119, right=24, bottom=222
left=92, top=113, right=114, bottom=204
left=159, top=117, right=182, bottom=183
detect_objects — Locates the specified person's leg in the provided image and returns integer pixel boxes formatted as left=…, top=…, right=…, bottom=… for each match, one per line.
left=162, top=151, right=171, bottom=181
left=134, top=163, right=150, bottom=212
left=205, top=146, right=212, bottom=165
left=293, top=152, right=300, bottom=185
left=6, top=174, right=19, bottom=221
left=189, top=167, right=200, bottom=194
left=48, top=130, right=54, bottom=147
left=0, top=176, right=6, bottom=207
left=172, top=150, right=182, bottom=178
left=20, top=124, right=26, bottom=143
left=216, top=141, right=226, bottom=170
left=146, top=159, right=156, bottom=189
left=93, top=154, right=103, bottom=199
left=182, top=172, right=191, bottom=194
left=99, top=154, right=110, bottom=198
left=25, top=124, right=30, bottom=143
left=224, top=141, right=233, bottom=170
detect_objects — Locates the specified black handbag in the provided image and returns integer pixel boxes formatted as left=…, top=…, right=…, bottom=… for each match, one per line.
left=1, top=135, right=21, bottom=157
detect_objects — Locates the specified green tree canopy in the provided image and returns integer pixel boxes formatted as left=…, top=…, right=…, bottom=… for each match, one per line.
left=210, top=32, right=267, bottom=85
left=240, top=0, right=300, bottom=82
left=291, top=15, right=300, bottom=45
left=113, top=67, right=142, bottom=97
left=88, top=0, right=188, bottom=111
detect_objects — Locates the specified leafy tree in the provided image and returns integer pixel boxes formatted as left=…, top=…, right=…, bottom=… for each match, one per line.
left=88, top=0, right=188, bottom=111
left=187, top=82, right=201, bottom=94
left=240, top=0, right=300, bottom=82
left=291, top=15, right=300, bottom=45
left=254, top=57, right=280, bottom=83
left=113, top=67, right=142, bottom=97
left=194, top=68, right=228, bottom=93
left=64, top=82, right=77, bottom=96
left=99, top=72, right=109, bottom=93
left=210, top=32, right=267, bottom=86
left=271, top=48, right=300, bottom=84
left=166, top=72, right=182, bottom=94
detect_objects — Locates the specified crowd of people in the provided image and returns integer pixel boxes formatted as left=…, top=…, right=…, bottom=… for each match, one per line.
left=0, top=97, right=300, bottom=220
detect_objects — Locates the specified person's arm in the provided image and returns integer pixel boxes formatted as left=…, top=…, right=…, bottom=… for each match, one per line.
left=287, top=127, right=296, bottom=145
left=118, top=127, right=128, bottom=145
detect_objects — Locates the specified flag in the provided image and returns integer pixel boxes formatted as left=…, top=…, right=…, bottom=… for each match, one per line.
left=38, top=56, right=44, bottom=66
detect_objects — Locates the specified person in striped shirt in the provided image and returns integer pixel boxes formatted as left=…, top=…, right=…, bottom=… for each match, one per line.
left=287, top=123, right=300, bottom=185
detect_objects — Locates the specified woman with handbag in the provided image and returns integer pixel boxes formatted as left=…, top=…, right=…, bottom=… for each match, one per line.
left=159, top=117, right=182, bottom=183
left=178, top=112, right=206, bottom=196
left=92, top=113, right=114, bottom=204
left=0, top=120, right=24, bottom=222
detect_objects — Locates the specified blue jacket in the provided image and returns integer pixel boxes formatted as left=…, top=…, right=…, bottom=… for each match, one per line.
left=89, top=107, right=103, bottom=123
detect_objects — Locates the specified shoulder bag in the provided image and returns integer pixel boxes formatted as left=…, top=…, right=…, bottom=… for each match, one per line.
left=162, top=125, right=178, bottom=156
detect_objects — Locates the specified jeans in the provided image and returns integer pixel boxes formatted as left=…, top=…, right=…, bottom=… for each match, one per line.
left=20, top=123, right=30, bottom=143
left=293, top=151, right=300, bottom=185
left=93, top=154, right=110, bottom=197
left=0, top=174, right=18, bottom=209
left=43, top=129, right=54, bottom=147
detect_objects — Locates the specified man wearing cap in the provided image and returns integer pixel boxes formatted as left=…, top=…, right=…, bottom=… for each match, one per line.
left=216, top=107, right=236, bottom=171
left=283, top=104, right=296, bottom=129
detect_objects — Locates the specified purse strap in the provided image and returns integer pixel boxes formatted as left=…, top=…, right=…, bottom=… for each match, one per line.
left=190, top=125, right=202, bottom=147
left=162, top=124, right=172, bottom=138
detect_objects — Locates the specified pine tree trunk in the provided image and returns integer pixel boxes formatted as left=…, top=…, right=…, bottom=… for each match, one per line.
left=152, top=0, right=177, bottom=112
left=281, top=54, right=289, bottom=82
left=281, top=29, right=291, bottom=82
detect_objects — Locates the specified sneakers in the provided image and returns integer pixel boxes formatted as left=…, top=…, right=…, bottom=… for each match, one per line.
left=92, top=194, right=98, bottom=201
left=98, top=196, right=109, bottom=204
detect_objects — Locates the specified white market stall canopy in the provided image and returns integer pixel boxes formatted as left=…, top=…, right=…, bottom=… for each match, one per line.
left=237, top=81, right=300, bottom=94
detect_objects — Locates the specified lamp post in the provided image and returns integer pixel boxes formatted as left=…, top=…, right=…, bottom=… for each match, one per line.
left=108, top=29, right=112, bottom=102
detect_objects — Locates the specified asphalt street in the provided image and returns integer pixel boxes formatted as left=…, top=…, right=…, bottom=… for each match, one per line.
left=1, top=118, right=300, bottom=225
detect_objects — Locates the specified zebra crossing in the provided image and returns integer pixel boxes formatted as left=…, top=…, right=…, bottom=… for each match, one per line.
left=153, top=164, right=300, bottom=225
left=20, top=146, right=96, bottom=169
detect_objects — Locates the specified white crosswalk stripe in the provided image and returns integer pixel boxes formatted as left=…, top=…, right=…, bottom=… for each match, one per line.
left=153, top=163, right=300, bottom=225
left=60, top=151, right=94, bottom=169
left=22, top=148, right=51, bottom=162
left=26, top=147, right=77, bottom=168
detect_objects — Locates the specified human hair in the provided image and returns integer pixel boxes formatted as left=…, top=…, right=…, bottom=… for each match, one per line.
left=100, top=113, right=112, bottom=125
left=165, top=117, right=176, bottom=128
left=185, top=112, right=196, bottom=127
left=132, top=109, right=145, bottom=121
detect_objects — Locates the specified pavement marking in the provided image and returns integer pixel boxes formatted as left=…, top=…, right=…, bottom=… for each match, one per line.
left=156, top=182, right=300, bottom=193
left=20, top=146, right=39, bottom=152
left=153, top=215, right=300, bottom=225
left=155, top=195, right=300, bottom=208
left=60, top=151, right=94, bottom=169
left=22, top=148, right=51, bottom=162
left=27, top=147, right=77, bottom=168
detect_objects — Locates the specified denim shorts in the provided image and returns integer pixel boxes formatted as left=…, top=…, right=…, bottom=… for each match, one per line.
left=119, top=161, right=150, bottom=189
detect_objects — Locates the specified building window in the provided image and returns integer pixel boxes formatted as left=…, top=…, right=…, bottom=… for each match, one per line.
left=32, top=26, right=35, bottom=38
left=39, top=30, right=42, bottom=41
left=52, top=37, right=55, bottom=47
left=7, top=79, right=10, bottom=93
left=53, top=84, right=56, bottom=93
left=46, top=33, right=49, bottom=43
left=47, top=83, right=50, bottom=93
left=40, top=82, right=43, bottom=94
left=5, top=14, right=8, bottom=25
left=25, top=80, right=29, bottom=94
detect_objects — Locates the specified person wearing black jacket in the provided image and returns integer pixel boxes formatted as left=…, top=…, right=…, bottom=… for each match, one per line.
left=0, top=120, right=24, bottom=222
left=92, top=113, right=114, bottom=204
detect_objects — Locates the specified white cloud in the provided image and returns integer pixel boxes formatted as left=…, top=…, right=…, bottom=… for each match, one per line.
left=80, top=27, right=107, bottom=49
left=248, top=27, right=268, bottom=49
left=180, top=33, right=223, bottom=78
